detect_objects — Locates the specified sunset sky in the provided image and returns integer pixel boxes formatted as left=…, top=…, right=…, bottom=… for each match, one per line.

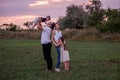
left=0, top=0, right=120, bottom=29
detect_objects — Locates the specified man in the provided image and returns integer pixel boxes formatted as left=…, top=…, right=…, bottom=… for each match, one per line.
left=37, top=21, right=54, bottom=71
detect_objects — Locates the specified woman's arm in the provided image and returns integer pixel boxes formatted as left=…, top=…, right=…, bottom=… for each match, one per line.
left=51, top=31, right=58, bottom=46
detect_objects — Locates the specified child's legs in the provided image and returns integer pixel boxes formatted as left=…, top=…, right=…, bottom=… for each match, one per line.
left=64, top=61, right=70, bottom=70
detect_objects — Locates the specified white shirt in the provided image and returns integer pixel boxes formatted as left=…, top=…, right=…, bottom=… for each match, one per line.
left=41, top=27, right=52, bottom=44
left=54, top=30, right=62, bottom=42
left=33, top=17, right=39, bottom=24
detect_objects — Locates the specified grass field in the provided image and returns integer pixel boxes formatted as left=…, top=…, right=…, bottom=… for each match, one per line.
left=0, top=40, right=120, bottom=80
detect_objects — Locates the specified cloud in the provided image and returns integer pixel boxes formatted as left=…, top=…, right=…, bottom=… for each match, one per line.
left=29, top=1, right=49, bottom=7
left=29, top=0, right=63, bottom=7
left=51, top=0, right=63, bottom=2
left=0, top=15, right=37, bottom=25
left=67, top=0, right=73, bottom=1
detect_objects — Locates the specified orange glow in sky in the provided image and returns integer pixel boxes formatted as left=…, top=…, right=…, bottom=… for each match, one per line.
left=0, top=0, right=119, bottom=29
left=0, top=15, right=37, bottom=29
left=0, top=15, right=58, bottom=29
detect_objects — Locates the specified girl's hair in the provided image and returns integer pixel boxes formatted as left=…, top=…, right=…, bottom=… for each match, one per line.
left=60, top=37, right=68, bottom=50
left=60, top=37, right=64, bottom=43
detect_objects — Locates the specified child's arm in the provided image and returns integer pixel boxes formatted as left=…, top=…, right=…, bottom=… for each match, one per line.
left=57, top=40, right=62, bottom=46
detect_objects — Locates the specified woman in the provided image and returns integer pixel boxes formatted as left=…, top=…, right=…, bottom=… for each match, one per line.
left=51, top=23, right=62, bottom=72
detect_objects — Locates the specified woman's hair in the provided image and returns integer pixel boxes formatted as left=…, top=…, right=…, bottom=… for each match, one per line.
left=51, top=22, right=55, bottom=30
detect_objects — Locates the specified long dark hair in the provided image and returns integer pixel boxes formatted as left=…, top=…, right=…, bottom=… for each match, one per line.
left=51, top=22, right=55, bottom=30
left=60, top=37, right=68, bottom=50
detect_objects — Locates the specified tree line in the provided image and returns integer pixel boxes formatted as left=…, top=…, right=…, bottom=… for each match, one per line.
left=1, top=0, right=120, bottom=33
left=58, top=0, right=120, bottom=33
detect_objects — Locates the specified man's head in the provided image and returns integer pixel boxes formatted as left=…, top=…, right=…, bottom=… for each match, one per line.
left=47, top=22, right=55, bottom=30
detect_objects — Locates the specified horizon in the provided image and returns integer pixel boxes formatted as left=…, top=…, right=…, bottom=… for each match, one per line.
left=0, top=0, right=120, bottom=29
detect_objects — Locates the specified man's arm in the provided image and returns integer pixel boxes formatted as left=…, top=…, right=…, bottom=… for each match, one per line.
left=37, top=21, right=43, bottom=30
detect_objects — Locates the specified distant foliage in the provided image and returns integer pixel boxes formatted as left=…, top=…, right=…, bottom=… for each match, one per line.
left=6, top=23, right=17, bottom=31
left=86, top=9, right=105, bottom=26
left=58, top=4, right=87, bottom=29
left=58, top=0, right=120, bottom=33
left=97, top=8, right=120, bottom=33
left=85, top=0, right=103, bottom=26
left=1, top=23, right=21, bottom=31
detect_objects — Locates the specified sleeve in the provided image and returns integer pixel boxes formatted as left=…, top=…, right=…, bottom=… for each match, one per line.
left=42, top=27, right=46, bottom=31
left=42, top=27, right=49, bottom=32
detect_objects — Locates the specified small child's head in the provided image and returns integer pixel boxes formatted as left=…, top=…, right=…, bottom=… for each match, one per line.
left=46, top=15, right=51, bottom=21
left=60, top=37, right=64, bottom=43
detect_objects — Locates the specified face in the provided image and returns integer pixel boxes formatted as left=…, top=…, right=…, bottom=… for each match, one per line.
left=46, top=16, right=51, bottom=21
left=47, top=22, right=52, bottom=27
left=55, top=23, right=60, bottom=30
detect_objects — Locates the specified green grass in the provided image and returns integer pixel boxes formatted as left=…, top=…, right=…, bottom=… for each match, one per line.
left=0, top=40, right=120, bottom=80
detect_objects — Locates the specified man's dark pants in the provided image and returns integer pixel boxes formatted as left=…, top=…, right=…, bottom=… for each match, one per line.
left=42, top=43, right=53, bottom=70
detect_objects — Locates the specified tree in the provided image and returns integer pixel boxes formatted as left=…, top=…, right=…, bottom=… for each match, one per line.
left=4, top=23, right=19, bottom=31
left=85, top=0, right=103, bottom=26
left=9, top=23, right=17, bottom=31
left=85, top=0, right=102, bottom=14
left=58, top=4, right=86, bottom=29
left=23, top=21, right=32, bottom=28
left=97, top=8, right=120, bottom=33
left=86, top=9, right=105, bottom=26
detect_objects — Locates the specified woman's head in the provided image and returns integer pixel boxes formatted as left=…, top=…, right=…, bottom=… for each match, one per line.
left=55, top=23, right=60, bottom=30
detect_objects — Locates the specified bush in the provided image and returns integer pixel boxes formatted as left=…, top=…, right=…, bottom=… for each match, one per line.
left=0, top=30, right=41, bottom=40
left=97, top=8, right=120, bottom=33
left=97, top=18, right=120, bottom=33
left=62, top=28, right=101, bottom=40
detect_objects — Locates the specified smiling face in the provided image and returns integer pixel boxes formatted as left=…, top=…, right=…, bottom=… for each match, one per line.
left=47, top=22, right=52, bottom=27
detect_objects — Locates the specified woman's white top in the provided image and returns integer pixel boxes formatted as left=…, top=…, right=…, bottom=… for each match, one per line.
left=54, top=30, right=62, bottom=42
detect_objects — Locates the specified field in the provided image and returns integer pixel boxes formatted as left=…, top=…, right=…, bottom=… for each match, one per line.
left=0, top=40, right=120, bottom=80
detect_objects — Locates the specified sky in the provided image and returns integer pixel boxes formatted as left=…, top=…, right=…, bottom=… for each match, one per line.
left=0, top=0, right=120, bottom=29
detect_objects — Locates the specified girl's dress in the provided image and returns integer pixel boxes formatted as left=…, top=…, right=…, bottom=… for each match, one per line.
left=60, top=44, right=70, bottom=62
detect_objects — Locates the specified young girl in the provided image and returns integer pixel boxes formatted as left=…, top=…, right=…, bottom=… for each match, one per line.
left=57, top=37, right=70, bottom=71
